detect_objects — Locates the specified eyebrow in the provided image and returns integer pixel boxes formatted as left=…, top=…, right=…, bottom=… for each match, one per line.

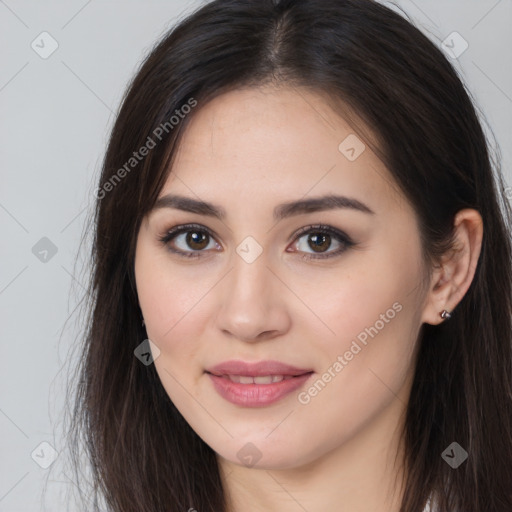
left=151, top=193, right=375, bottom=221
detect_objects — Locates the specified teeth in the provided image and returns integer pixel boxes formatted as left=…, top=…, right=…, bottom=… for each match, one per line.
left=225, top=374, right=294, bottom=384
left=254, top=376, right=274, bottom=384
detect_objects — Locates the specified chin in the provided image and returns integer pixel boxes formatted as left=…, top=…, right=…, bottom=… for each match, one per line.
left=212, top=436, right=318, bottom=471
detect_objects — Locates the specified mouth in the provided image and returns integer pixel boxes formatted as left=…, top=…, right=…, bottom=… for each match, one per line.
left=205, top=359, right=313, bottom=378
left=204, top=360, right=314, bottom=407
left=205, top=372, right=312, bottom=384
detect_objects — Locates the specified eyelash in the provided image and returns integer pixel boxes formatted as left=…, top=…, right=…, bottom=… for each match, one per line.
left=157, top=223, right=355, bottom=261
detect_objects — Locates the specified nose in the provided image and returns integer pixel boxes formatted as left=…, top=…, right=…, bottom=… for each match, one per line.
left=214, top=249, right=291, bottom=343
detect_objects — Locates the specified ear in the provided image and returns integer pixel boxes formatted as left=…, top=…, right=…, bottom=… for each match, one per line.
left=421, top=209, right=483, bottom=326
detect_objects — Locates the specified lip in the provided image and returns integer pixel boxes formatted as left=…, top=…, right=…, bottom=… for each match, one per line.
left=205, top=359, right=314, bottom=407
left=207, top=372, right=313, bottom=407
left=205, top=359, right=313, bottom=377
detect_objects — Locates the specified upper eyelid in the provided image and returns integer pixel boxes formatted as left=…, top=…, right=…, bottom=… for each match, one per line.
left=159, top=222, right=352, bottom=247
left=159, top=223, right=219, bottom=242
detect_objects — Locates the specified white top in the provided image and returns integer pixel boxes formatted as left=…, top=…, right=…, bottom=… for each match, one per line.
left=423, top=496, right=435, bottom=512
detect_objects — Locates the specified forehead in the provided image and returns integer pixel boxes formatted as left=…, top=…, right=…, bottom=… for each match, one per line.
left=177, top=85, right=360, bottom=160
left=160, top=86, right=408, bottom=217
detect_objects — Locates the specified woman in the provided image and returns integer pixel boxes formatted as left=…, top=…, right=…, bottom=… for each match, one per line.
left=65, top=0, right=512, bottom=510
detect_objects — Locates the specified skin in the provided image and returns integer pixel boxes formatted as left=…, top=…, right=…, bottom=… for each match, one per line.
left=134, top=85, right=483, bottom=512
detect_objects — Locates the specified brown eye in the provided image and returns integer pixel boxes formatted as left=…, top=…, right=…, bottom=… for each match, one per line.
left=184, top=230, right=210, bottom=250
left=158, top=223, right=219, bottom=258
left=158, top=223, right=355, bottom=261
left=307, top=233, right=332, bottom=253
left=290, top=224, right=355, bottom=260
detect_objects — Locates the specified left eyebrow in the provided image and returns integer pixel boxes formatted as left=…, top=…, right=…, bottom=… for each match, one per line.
left=150, top=193, right=375, bottom=221
left=274, top=194, right=375, bottom=219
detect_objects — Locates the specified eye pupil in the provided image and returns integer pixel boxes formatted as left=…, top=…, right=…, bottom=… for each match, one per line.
left=308, top=233, right=330, bottom=252
left=187, top=231, right=208, bottom=250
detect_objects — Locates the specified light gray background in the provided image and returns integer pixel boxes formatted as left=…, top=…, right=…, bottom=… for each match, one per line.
left=1, top=1, right=510, bottom=510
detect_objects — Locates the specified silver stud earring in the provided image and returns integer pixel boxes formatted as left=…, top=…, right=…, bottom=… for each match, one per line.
left=440, top=309, right=452, bottom=320
left=141, top=317, right=145, bottom=327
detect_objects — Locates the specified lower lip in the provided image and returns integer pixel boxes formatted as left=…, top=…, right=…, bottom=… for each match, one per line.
left=206, top=372, right=314, bottom=407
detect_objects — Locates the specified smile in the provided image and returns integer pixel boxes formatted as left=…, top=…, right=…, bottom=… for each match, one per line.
left=206, top=371, right=314, bottom=407
left=219, top=374, right=295, bottom=384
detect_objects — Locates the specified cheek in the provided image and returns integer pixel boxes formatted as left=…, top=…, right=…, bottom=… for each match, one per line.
left=135, top=248, right=189, bottom=372
left=136, top=262, right=208, bottom=405
left=135, top=240, right=209, bottom=341
left=296, top=243, right=420, bottom=350
left=301, top=241, right=422, bottom=398
left=139, top=279, right=207, bottom=371
left=295, top=280, right=418, bottom=453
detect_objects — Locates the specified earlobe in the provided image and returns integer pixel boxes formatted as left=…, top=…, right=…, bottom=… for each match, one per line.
left=420, top=262, right=454, bottom=326
left=420, top=208, right=483, bottom=326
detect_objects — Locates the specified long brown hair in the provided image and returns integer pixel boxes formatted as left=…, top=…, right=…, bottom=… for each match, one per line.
left=61, top=0, right=512, bottom=510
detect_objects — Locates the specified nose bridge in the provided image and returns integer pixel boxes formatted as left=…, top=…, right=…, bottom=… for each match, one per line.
left=229, top=239, right=272, bottom=303
left=215, top=239, right=286, bottom=340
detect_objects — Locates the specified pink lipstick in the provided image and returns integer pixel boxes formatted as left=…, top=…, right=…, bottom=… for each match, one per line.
left=205, top=360, right=314, bottom=407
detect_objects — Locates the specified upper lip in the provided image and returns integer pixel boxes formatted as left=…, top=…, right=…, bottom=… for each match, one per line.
left=205, top=360, right=313, bottom=377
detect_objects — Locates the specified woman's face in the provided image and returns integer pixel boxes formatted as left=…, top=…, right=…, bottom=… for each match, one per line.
left=134, top=85, right=431, bottom=470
